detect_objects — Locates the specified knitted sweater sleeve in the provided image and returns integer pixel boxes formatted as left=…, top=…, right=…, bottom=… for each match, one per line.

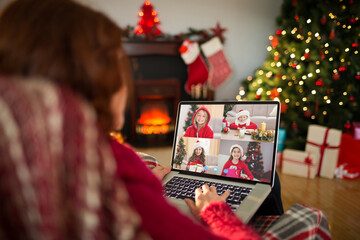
left=201, top=202, right=262, bottom=240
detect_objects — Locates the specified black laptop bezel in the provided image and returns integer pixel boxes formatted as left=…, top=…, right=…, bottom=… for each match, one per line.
left=170, top=100, right=280, bottom=188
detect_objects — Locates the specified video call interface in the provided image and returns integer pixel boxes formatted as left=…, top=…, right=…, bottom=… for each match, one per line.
left=172, top=103, right=279, bottom=184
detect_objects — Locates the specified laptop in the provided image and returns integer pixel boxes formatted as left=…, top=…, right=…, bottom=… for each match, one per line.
left=162, top=100, right=280, bottom=223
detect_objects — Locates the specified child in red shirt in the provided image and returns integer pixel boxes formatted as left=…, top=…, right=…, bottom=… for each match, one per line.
left=221, top=144, right=254, bottom=180
left=229, top=109, right=257, bottom=130
left=186, top=140, right=207, bottom=172
left=184, top=106, right=214, bottom=138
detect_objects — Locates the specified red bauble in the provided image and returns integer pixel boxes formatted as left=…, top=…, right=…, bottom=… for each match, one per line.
left=292, top=62, right=298, bottom=68
left=329, top=30, right=335, bottom=40
left=271, top=35, right=279, bottom=48
left=276, top=29, right=282, bottom=35
left=332, top=73, right=340, bottom=80
left=281, top=102, right=288, bottom=113
left=320, top=16, right=327, bottom=25
left=255, top=94, right=261, bottom=99
left=270, top=88, right=280, bottom=100
left=350, top=96, right=355, bottom=101
left=274, top=56, right=280, bottom=61
left=352, top=42, right=359, bottom=48
left=349, top=18, right=356, bottom=25
left=316, top=78, right=324, bottom=86
left=304, top=53, right=310, bottom=59
left=304, top=111, right=312, bottom=118
left=339, top=66, right=347, bottom=72
left=294, top=15, right=299, bottom=21
left=355, top=72, right=360, bottom=80
left=292, top=121, right=298, bottom=130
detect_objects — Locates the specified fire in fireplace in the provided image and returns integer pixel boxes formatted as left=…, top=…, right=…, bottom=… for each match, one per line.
left=136, top=102, right=175, bottom=135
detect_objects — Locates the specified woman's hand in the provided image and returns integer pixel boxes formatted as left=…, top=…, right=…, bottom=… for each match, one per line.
left=184, top=184, right=230, bottom=219
left=152, top=165, right=171, bottom=180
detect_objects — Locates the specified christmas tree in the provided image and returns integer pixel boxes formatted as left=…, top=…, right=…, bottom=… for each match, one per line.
left=245, top=142, right=265, bottom=179
left=183, top=105, right=198, bottom=132
left=135, top=1, right=162, bottom=39
left=174, top=137, right=187, bottom=166
left=239, top=0, right=360, bottom=149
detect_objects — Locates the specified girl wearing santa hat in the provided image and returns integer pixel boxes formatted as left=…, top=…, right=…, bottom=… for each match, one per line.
left=229, top=109, right=258, bottom=130
left=221, top=144, right=254, bottom=180
left=184, top=106, right=214, bottom=138
left=186, top=140, right=207, bottom=173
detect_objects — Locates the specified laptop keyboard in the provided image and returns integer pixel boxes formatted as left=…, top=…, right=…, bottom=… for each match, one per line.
left=164, top=176, right=252, bottom=211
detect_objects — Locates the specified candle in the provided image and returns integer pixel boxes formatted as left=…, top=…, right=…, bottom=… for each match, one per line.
left=261, top=122, right=266, bottom=132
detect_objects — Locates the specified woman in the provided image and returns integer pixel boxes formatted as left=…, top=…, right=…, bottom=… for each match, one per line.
left=0, top=0, right=261, bottom=239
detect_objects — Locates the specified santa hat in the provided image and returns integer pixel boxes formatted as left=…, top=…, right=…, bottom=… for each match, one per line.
left=193, top=140, right=204, bottom=150
left=235, top=109, right=251, bottom=126
left=230, top=144, right=247, bottom=160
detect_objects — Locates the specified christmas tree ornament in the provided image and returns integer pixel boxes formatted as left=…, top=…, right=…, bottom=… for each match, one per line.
left=329, top=29, right=335, bottom=39
left=332, top=72, right=340, bottom=80
left=316, top=78, right=324, bottom=86
left=179, top=40, right=209, bottom=94
left=339, top=65, right=347, bottom=72
left=304, top=53, right=310, bottom=60
left=350, top=96, right=355, bottom=101
left=274, top=56, right=280, bottom=61
left=276, top=29, right=282, bottom=35
left=200, top=37, right=232, bottom=89
left=294, top=14, right=299, bottom=20
left=134, top=1, right=162, bottom=39
left=349, top=17, right=356, bottom=25
left=352, top=41, right=359, bottom=48
left=292, top=0, right=298, bottom=7
left=271, top=35, right=279, bottom=48
left=321, top=15, right=327, bottom=25
left=355, top=72, right=360, bottom=80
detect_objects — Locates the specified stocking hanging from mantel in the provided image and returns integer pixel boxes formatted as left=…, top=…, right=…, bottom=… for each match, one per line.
left=201, top=37, right=232, bottom=89
left=179, top=39, right=209, bottom=95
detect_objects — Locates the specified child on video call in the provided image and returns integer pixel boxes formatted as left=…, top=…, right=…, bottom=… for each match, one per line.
left=186, top=140, right=207, bottom=173
left=184, top=106, right=214, bottom=138
left=229, top=109, right=258, bottom=130
left=221, top=144, right=254, bottom=180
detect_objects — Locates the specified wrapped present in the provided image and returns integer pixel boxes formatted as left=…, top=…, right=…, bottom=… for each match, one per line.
left=188, top=163, right=204, bottom=172
left=282, top=149, right=319, bottom=179
left=338, top=133, right=360, bottom=169
left=335, top=163, right=360, bottom=180
left=353, top=122, right=360, bottom=140
left=305, top=124, right=342, bottom=179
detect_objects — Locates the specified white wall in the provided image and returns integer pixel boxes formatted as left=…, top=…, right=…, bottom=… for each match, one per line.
left=0, top=0, right=283, bottom=100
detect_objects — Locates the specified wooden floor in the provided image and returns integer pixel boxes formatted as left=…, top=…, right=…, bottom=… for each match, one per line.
left=137, top=146, right=360, bottom=239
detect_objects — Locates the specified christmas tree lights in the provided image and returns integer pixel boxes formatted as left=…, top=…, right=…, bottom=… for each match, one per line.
left=240, top=0, right=360, bottom=149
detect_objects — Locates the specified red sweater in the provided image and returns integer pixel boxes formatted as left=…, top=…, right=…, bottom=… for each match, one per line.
left=110, top=139, right=261, bottom=240
left=221, top=160, right=254, bottom=180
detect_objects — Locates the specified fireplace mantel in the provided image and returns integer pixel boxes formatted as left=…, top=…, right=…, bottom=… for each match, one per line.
left=123, top=40, right=182, bottom=56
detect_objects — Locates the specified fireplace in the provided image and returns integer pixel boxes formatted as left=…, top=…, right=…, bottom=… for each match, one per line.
left=122, top=40, right=211, bottom=146
left=129, top=78, right=179, bottom=146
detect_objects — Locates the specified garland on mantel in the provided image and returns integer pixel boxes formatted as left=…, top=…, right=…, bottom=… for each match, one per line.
left=120, top=22, right=227, bottom=43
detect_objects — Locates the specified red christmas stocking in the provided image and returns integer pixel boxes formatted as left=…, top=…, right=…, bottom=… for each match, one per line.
left=179, top=39, right=209, bottom=94
left=201, top=37, right=232, bottom=89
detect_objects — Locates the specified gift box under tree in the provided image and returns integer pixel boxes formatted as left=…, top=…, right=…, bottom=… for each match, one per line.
left=305, top=125, right=342, bottom=179
left=282, top=149, right=319, bottom=179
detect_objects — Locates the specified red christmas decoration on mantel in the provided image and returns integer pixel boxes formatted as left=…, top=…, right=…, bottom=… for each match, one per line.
left=210, top=22, right=227, bottom=43
left=135, top=1, right=162, bottom=39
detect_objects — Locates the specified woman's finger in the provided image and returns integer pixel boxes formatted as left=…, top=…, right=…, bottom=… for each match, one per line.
left=221, top=189, right=231, bottom=201
left=202, top=184, right=210, bottom=193
left=209, top=185, right=217, bottom=194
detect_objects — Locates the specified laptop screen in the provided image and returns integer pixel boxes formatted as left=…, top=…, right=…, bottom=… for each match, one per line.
left=171, top=101, right=280, bottom=186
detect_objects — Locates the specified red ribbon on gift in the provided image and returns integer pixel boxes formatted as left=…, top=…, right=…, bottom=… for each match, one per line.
left=307, top=128, right=340, bottom=175
left=283, top=154, right=316, bottom=178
